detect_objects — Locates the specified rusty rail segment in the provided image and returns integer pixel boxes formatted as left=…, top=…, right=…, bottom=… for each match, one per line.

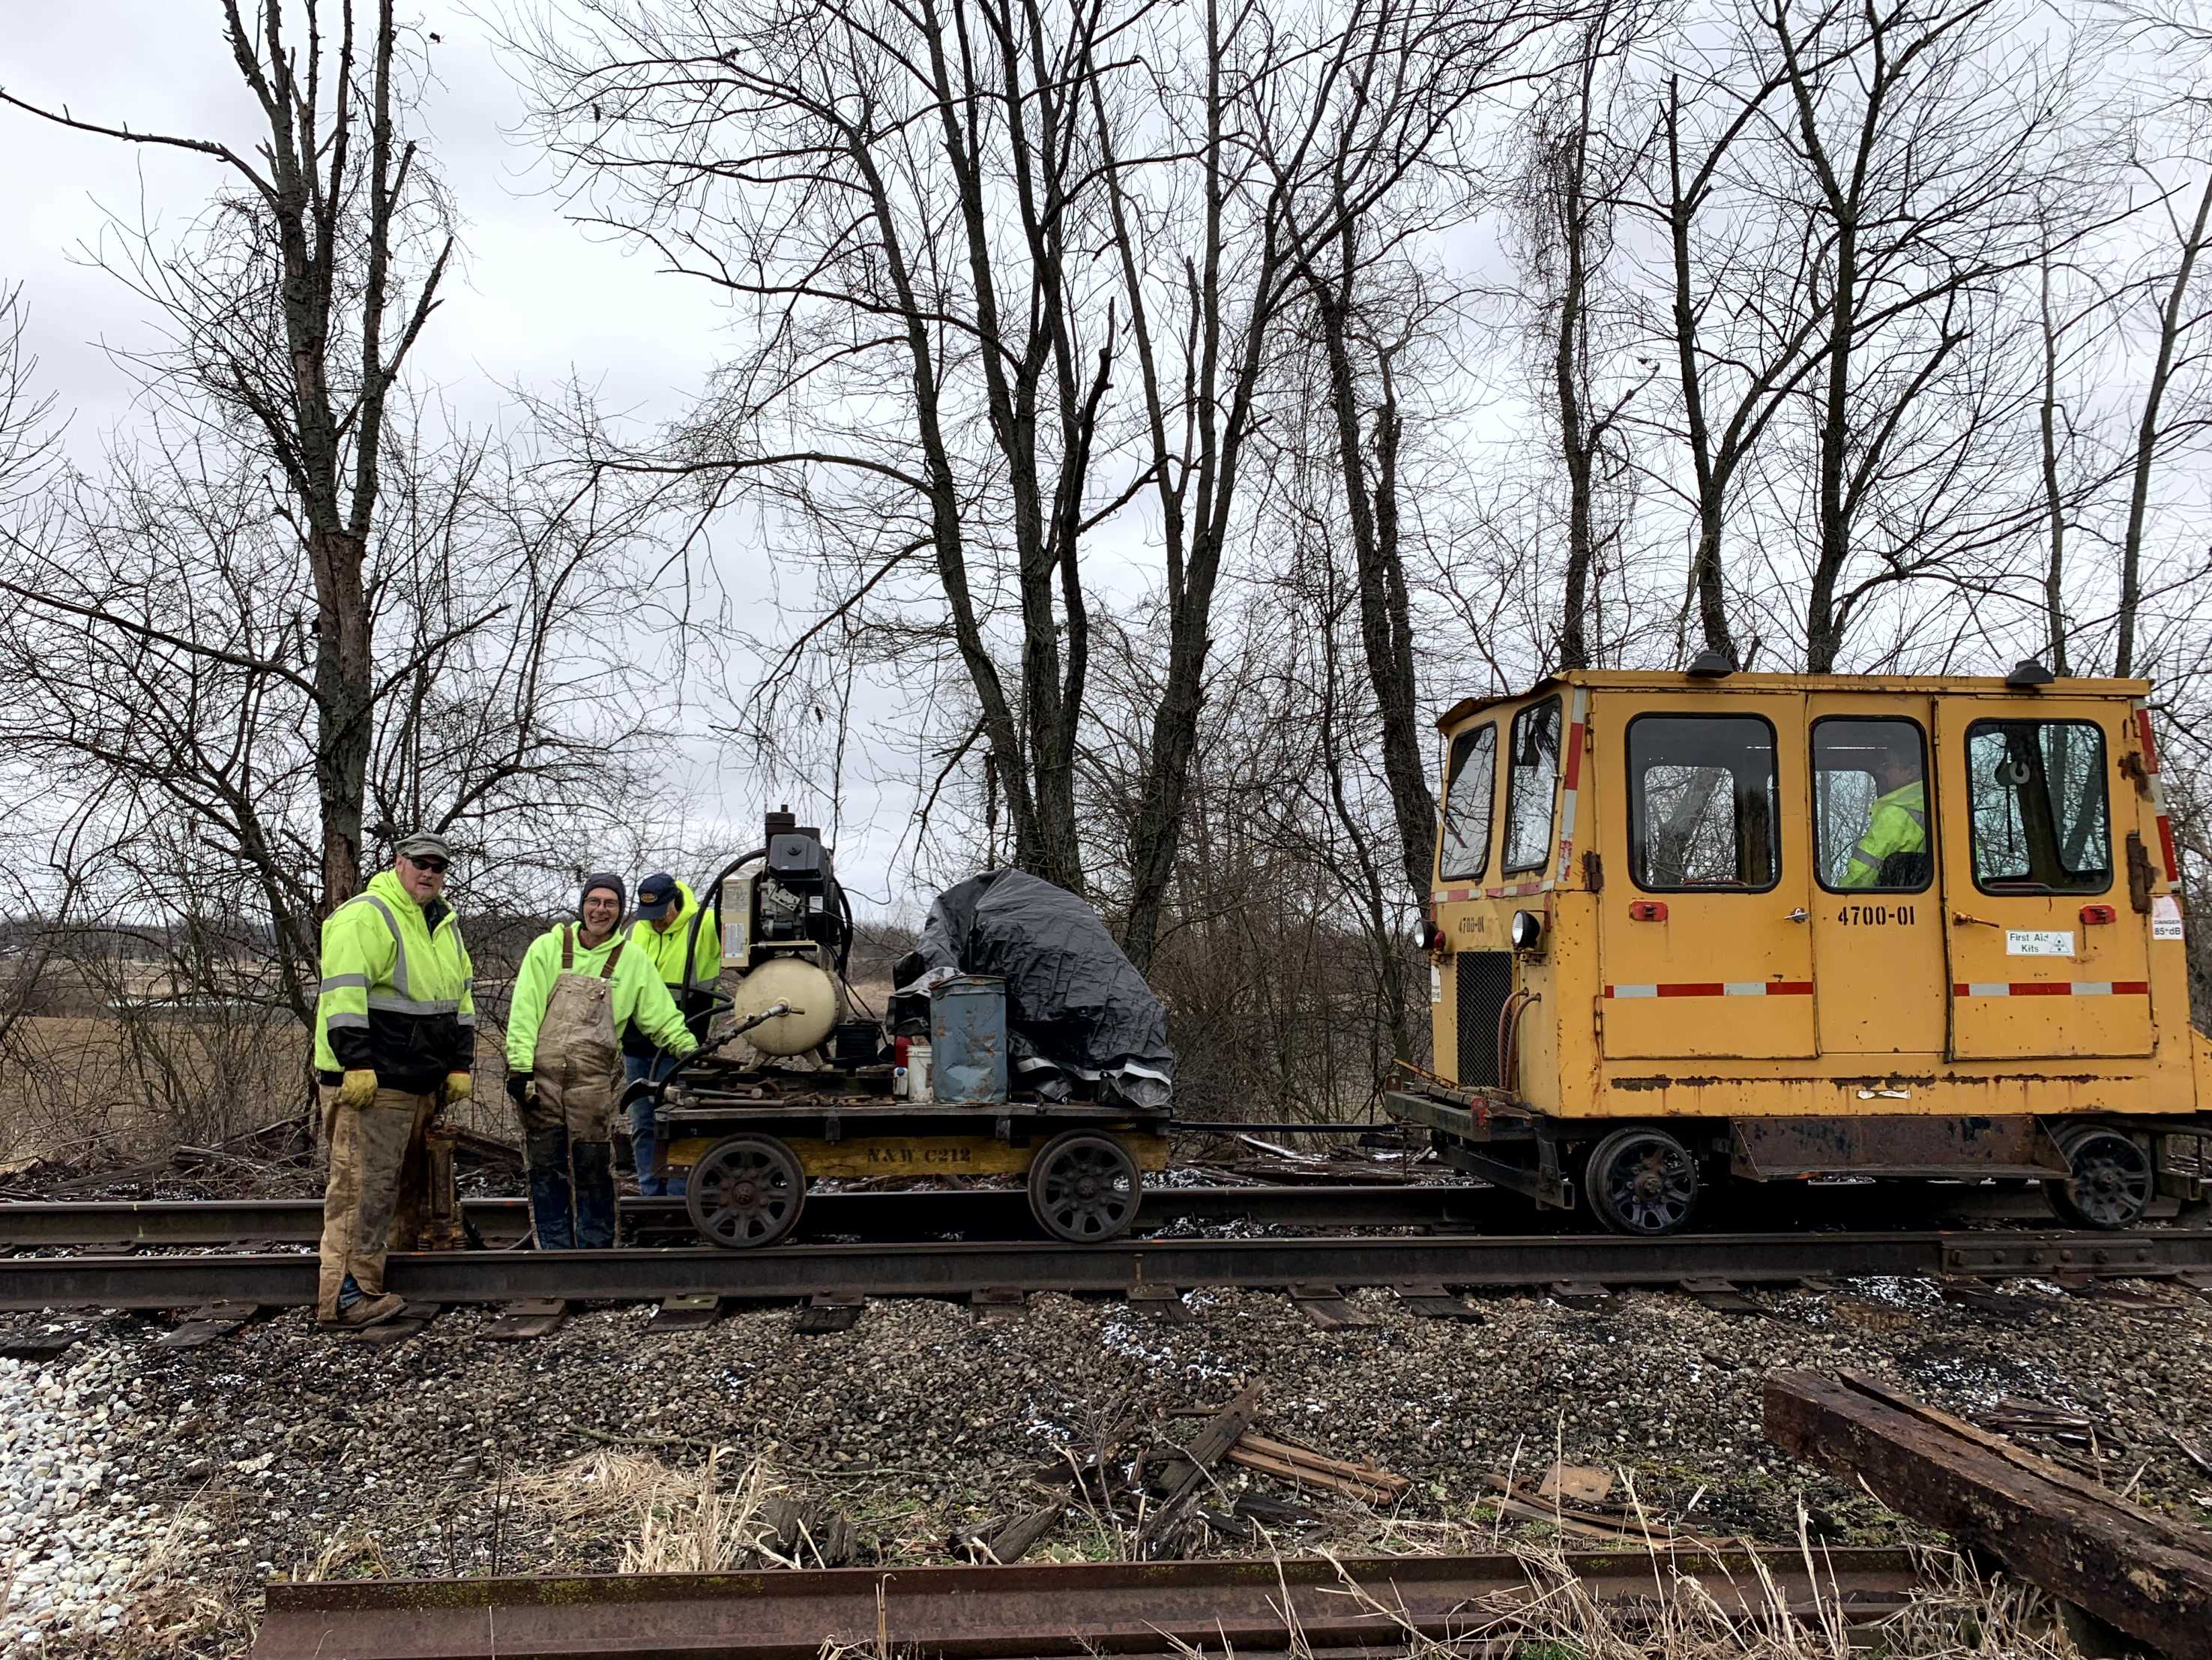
left=0, top=1185, right=1504, bottom=1247
left=251, top=1547, right=1925, bottom=1660
left=0, top=1180, right=2130, bottom=1248
left=1, top=1227, right=2205, bottom=1311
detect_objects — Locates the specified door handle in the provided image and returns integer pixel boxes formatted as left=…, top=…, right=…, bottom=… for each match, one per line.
left=1784, top=908, right=1808, bottom=923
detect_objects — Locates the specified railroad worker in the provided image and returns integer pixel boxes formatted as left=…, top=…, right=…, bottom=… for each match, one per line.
left=1838, top=738, right=1929, bottom=888
left=505, top=873, right=700, bottom=1248
left=623, top=871, right=723, bottom=1196
left=313, top=831, right=477, bottom=1329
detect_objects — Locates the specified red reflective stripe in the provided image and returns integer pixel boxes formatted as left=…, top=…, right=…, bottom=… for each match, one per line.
left=2158, top=816, right=2181, bottom=884
left=1951, top=981, right=2151, bottom=997
left=2137, top=707, right=2162, bottom=773
left=1600, top=981, right=1817, bottom=999
left=1563, top=721, right=1585, bottom=790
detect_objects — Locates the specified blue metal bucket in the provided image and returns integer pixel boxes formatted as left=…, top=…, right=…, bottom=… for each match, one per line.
left=929, top=975, right=1009, bottom=1106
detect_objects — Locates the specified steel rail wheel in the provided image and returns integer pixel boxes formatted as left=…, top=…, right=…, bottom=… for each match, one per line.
left=1027, top=1131, right=1142, bottom=1242
left=2046, top=1125, right=2153, bottom=1230
left=687, top=1134, right=806, bottom=1248
left=1585, top=1127, right=1700, bottom=1236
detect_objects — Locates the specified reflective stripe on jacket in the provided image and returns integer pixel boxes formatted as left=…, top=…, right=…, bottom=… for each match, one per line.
left=624, top=880, right=723, bottom=1055
left=313, top=869, right=477, bottom=1090
left=508, top=921, right=699, bottom=1073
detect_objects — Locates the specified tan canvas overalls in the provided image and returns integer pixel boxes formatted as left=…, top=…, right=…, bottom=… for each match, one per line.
left=519, top=926, right=627, bottom=1249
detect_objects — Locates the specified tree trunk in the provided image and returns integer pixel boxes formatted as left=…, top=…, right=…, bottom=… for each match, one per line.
left=2117, top=171, right=2212, bottom=679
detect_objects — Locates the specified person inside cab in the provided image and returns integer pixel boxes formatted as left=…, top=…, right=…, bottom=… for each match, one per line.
left=1839, top=738, right=1928, bottom=888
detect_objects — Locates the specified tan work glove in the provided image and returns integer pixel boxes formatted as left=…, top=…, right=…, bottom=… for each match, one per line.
left=338, top=1068, right=379, bottom=1109
left=444, top=1070, right=474, bottom=1105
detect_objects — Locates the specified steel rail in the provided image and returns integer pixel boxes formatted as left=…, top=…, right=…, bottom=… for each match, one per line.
left=1, top=1227, right=2202, bottom=1310
left=251, top=1547, right=1926, bottom=1660
left=0, top=1179, right=2118, bottom=1248
left=0, top=1186, right=1500, bottom=1247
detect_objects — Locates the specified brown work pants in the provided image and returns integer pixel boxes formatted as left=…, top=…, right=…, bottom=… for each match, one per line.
left=316, top=1084, right=436, bottom=1321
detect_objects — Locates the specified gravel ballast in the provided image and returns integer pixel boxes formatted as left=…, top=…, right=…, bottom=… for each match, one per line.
left=1, top=1272, right=2208, bottom=1656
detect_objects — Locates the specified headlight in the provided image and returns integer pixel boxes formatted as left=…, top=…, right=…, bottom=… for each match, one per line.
left=1510, top=909, right=1545, bottom=951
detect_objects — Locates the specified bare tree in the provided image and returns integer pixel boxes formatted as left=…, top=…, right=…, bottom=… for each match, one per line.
left=2115, top=169, right=2212, bottom=676
left=1518, top=4, right=1657, bottom=672
left=1, top=0, right=454, bottom=913
left=1764, top=0, right=2081, bottom=670
left=1636, top=53, right=1821, bottom=667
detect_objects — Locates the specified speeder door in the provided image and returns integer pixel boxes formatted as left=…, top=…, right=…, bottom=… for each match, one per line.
left=1597, top=696, right=1816, bottom=1058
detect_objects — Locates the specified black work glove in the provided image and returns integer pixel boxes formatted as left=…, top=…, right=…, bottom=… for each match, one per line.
left=504, top=1070, right=533, bottom=1107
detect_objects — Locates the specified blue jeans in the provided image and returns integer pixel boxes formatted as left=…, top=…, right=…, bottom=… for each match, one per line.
left=623, top=1052, right=686, bottom=1197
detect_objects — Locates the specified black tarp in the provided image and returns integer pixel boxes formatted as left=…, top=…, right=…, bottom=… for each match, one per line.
left=905, top=870, right=1173, bottom=1105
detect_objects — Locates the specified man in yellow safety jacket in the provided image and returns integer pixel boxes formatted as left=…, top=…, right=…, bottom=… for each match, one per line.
left=623, top=872, right=723, bottom=1195
left=313, top=831, right=477, bottom=1329
left=1839, top=742, right=1929, bottom=888
left=505, top=873, right=699, bottom=1247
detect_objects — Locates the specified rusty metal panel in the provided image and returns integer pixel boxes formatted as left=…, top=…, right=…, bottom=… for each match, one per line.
left=1731, top=1114, right=2069, bottom=1179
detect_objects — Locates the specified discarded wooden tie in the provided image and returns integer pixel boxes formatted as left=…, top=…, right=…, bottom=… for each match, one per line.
left=1765, top=1369, right=2212, bottom=1659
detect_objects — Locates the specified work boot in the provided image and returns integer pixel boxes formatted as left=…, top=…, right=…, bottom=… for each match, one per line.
left=571, top=1140, right=617, bottom=1249
left=526, top=1125, right=575, bottom=1248
left=320, top=1291, right=406, bottom=1330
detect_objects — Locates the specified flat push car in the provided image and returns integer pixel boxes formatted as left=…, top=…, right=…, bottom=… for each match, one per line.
left=639, top=813, right=1177, bottom=1247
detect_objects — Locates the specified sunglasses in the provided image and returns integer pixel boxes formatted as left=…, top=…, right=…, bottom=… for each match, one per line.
left=406, top=855, right=450, bottom=875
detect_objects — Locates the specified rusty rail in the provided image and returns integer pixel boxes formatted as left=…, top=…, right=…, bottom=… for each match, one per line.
left=0, top=1179, right=2139, bottom=1248
left=0, top=1227, right=2205, bottom=1311
left=251, top=1546, right=1925, bottom=1659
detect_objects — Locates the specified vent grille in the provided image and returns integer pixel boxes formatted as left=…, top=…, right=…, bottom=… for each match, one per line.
left=1453, top=951, right=1515, bottom=1088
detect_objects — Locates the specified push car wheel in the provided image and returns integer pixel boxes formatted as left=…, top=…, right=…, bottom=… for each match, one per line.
left=1585, top=1127, right=1700, bottom=1236
left=687, top=1134, right=806, bottom=1248
left=2045, top=1125, right=2151, bottom=1230
left=1027, top=1131, right=1141, bottom=1242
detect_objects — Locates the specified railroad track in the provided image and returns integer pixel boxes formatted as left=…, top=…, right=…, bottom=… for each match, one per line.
left=1, top=1226, right=2205, bottom=1311
left=0, top=1177, right=2136, bottom=1248
left=250, top=1546, right=1927, bottom=1659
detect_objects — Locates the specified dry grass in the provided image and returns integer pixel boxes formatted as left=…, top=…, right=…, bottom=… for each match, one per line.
left=517, top=1446, right=795, bottom=1573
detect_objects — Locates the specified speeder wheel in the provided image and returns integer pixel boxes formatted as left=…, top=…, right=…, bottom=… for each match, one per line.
left=687, top=1134, right=806, bottom=1248
left=1585, top=1127, right=1700, bottom=1236
left=2046, top=1126, right=2151, bottom=1230
left=1028, top=1131, right=1141, bottom=1242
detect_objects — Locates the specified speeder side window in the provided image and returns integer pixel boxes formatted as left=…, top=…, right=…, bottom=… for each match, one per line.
left=1501, top=699, right=1562, bottom=874
left=1966, top=720, right=2111, bottom=894
left=1628, top=714, right=1779, bottom=891
left=1439, top=725, right=1497, bottom=882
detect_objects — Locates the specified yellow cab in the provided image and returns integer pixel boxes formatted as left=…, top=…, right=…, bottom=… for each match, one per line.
left=1384, top=658, right=2212, bottom=1234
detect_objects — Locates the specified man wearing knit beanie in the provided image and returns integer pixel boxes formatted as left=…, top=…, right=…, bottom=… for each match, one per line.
left=503, top=872, right=697, bottom=1247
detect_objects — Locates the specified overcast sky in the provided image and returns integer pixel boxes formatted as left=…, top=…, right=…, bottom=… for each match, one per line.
left=0, top=4, right=952, bottom=910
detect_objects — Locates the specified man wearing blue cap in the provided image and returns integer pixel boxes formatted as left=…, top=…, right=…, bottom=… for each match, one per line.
left=624, top=872, right=723, bottom=1195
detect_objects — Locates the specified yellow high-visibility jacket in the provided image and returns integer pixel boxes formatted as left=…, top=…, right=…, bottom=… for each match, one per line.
left=506, top=923, right=699, bottom=1074
left=624, top=880, right=723, bottom=1056
left=1839, top=781, right=1929, bottom=888
left=313, top=870, right=476, bottom=1092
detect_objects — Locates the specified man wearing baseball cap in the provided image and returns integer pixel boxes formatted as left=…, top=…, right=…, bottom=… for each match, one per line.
left=623, top=872, right=722, bottom=1195
left=312, top=831, right=477, bottom=1328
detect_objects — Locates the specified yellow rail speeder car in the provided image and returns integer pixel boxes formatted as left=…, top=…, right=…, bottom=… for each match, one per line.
left=1384, top=661, right=2212, bottom=1234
